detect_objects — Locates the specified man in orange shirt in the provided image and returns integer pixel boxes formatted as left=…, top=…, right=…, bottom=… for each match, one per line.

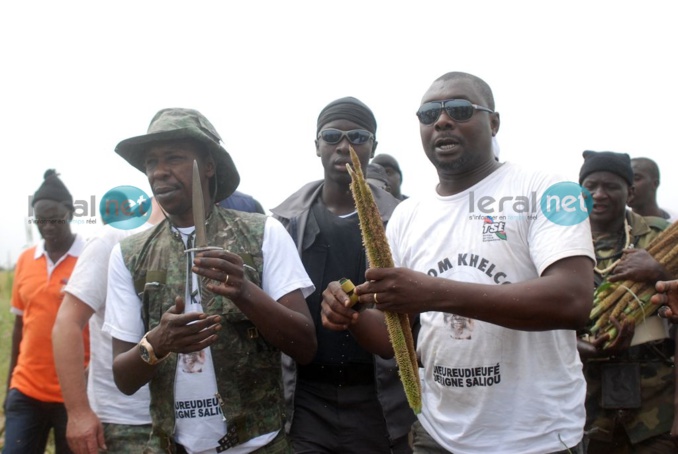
left=3, top=169, right=87, bottom=454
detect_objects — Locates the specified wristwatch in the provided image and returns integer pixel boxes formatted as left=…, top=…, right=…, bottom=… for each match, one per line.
left=138, top=333, right=169, bottom=365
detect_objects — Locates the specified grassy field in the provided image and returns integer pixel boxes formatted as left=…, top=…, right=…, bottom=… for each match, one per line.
left=0, top=270, right=56, bottom=453
left=0, top=270, right=14, bottom=449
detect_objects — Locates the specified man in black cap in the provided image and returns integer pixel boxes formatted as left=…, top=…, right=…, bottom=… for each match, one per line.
left=371, top=153, right=408, bottom=200
left=366, top=162, right=392, bottom=194
left=104, top=108, right=316, bottom=452
left=5, top=170, right=86, bottom=454
left=576, top=150, right=677, bottom=452
left=271, top=97, right=414, bottom=453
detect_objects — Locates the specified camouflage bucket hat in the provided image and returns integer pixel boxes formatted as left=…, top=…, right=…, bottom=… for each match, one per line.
left=115, top=108, right=240, bottom=201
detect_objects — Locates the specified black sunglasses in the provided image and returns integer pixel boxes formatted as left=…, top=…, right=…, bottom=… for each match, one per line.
left=318, top=128, right=374, bottom=145
left=416, top=99, right=493, bottom=125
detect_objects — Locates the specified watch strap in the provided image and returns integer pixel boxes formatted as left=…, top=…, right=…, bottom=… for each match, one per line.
left=139, top=332, right=170, bottom=365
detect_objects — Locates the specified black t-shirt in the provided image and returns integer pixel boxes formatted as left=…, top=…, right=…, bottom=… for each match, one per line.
left=300, top=198, right=373, bottom=366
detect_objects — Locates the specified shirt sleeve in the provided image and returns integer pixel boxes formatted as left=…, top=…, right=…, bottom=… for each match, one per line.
left=102, top=243, right=146, bottom=343
left=64, top=232, right=118, bottom=313
left=527, top=173, right=595, bottom=274
left=261, top=217, right=315, bottom=301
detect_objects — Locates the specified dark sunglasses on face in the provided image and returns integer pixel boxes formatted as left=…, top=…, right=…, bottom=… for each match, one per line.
left=318, top=128, right=374, bottom=145
left=416, top=99, right=494, bottom=125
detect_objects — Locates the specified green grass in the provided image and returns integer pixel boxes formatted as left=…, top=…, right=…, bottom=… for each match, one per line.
left=0, top=270, right=56, bottom=453
left=0, top=270, right=14, bottom=449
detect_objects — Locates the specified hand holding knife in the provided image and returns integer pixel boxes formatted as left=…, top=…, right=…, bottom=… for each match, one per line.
left=187, top=159, right=258, bottom=300
left=185, top=159, right=223, bottom=254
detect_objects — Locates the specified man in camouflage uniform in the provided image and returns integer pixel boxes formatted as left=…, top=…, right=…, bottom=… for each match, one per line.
left=577, top=150, right=678, bottom=453
left=103, top=108, right=317, bottom=453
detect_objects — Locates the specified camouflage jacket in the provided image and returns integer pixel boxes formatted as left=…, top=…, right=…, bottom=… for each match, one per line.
left=121, top=207, right=288, bottom=452
left=585, top=210, right=675, bottom=444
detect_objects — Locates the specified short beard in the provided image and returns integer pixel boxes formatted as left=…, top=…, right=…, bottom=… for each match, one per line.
left=433, top=154, right=470, bottom=172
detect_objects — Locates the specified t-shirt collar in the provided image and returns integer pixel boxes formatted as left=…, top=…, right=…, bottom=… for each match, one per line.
left=33, top=233, right=86, bottom=260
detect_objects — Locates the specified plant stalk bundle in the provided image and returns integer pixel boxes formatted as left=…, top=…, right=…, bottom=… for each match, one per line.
left=589, top=221, right=678, bottom=343
left=346, top=147, right=422, bottom=414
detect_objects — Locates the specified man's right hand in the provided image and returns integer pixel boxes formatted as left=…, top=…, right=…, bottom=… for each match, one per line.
left=112, top=296, right=223, bottom=395
left=66, top=407, right=106, bottom=454
left=146, top=296, right=222, bottom=358
left=321, top=281, right=360, bottom=331
left=321, top=280, right=396, bottom=358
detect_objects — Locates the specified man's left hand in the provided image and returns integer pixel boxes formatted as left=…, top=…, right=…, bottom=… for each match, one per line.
left=192, top=249, right=249, bottom=300
left=608, top=249, right=670, bottom=283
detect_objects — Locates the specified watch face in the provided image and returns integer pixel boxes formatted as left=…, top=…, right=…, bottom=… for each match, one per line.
left=140, top=344, right=152, bottom=363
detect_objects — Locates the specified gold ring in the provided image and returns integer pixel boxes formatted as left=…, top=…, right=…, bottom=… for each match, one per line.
left=374, top=293, right=379, bottom=304
left=225, top=274, right=230, bottom=285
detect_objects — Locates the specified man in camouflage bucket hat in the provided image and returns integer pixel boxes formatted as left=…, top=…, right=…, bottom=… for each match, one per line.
left=577, top=150, right=677, bottom=452
left=105, top=108, right=317, bottom=453
left=115, top=107, right=240, bottom=201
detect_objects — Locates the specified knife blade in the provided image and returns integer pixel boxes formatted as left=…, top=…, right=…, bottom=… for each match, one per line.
left=192, top=159, right=208, bottom=248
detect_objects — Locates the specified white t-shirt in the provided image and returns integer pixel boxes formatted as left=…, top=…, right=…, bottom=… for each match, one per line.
left=64, top=225, right=152, bottom=425
left=386, top=163, right=594, bottom=454
left=104, top=217, right=314, bottom=453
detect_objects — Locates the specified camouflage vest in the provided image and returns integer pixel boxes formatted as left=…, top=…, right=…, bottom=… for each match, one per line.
left=121, top=207, right=287, bottom=451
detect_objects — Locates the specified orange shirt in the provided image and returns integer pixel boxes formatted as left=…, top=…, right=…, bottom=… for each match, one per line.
left=10, top=236, right=89, bottom=403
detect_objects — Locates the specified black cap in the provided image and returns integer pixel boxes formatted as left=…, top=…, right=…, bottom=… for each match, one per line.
left=579, top=150, right=633, bottom=186
left=366, top=163, right=390, bottom=187
left=32, top=169, right=73, bottom=209
left=371, top=154, right=402, bottom=178
left=317, top=97, right=377, bottom=135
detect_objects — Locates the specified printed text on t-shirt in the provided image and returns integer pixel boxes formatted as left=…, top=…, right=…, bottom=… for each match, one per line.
left=175, top=397, right=223, bottom=419
left=426, top=253, right=511, bottom=284
left=433, top=363, right=501, bottom=388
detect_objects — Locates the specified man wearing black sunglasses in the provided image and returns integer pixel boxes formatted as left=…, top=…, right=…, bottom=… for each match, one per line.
left=320, top=73, right=595, bottom=454
left=272, top=97, right=415, bottom=453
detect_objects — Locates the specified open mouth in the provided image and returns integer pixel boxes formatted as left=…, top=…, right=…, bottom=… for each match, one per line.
left=434, top=136, right=461, bottom=153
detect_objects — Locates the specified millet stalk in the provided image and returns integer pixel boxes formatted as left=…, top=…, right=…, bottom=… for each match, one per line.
left=346, top=147, right=422, bottom=414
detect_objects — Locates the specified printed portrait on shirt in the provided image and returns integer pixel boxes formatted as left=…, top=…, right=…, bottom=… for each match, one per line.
left=444, top=313, right=475, bottom=340
left=180, top=350, right=207, bottom=374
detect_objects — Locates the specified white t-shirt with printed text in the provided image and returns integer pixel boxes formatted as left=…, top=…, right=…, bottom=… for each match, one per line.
left=387, top=163, right=594, bottom=454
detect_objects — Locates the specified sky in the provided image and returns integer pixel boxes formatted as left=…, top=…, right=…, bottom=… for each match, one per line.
left=1, top=1, right=676, bottom=268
